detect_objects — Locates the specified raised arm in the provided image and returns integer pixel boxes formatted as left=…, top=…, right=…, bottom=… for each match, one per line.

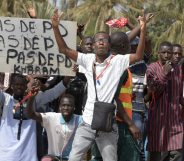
left=127, top=13, right=153, bottom=42
left=52, top=9, right=78, bottom=61
left=27, top=95, right=42, bottom=123
left=129, top=11, right=146, bottom=64
left=34, top=77, right=70, bottom=110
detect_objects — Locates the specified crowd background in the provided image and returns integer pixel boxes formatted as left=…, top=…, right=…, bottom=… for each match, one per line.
left=0, top=0, right=184, bottom=60
left=0, top=1, right=184, bottom=161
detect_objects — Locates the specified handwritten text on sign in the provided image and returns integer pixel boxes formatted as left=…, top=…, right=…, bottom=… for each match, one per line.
left=0, top=17, right=76, bottom=76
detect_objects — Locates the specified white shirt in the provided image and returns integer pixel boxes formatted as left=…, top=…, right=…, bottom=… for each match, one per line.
left=0, top=81, right=66, bottom=161
left=41, top=113, right=82, bottom=158
left=77, top=53, right=130, bottom=125
left=0, top=93, right=37, bottom=161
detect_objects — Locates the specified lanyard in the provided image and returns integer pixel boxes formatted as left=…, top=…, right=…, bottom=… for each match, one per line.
left=95, top=55, right=114, bottom=80
left=14, top=92, right=33, bottom=110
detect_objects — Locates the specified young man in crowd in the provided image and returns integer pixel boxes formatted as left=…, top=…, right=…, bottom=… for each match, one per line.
left=146, top=41, right=184, bottom=161
left=171, top=44, right=184, bottom=161
left=0, top=74, right=68, bottom=161
left=27, top=94, right=82, bottom=160
left=110, top=31, right=141, bottom=161
left=51, top=8, right=146, bottom=161
left=172, top=44, right=183, bottom=65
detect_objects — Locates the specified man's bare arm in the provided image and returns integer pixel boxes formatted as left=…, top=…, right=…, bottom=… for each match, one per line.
left=129, top=11, right=146, bottom=64
left=27, top=95, right=42, bottom=123
left=52, top=9, right=78, bottom=61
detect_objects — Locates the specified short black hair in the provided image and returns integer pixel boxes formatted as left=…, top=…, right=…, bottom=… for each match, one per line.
left=158, top=41, right=173, bottom=51
left=93, top=31, right=110, bottom=43
left=81, top=36, right=93, bottom=46
left=172, top=43, right=182, bottom=49
left=82, top=36, right=93, bottom=42
left=110, top=31, right=130, bottom=54
left=11, top=74, right=28, bottom=85
left=59, top=94, right=75, bottom=106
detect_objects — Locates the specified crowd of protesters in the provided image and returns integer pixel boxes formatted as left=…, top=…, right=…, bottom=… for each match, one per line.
left=0, top=5, right=184, bottom=161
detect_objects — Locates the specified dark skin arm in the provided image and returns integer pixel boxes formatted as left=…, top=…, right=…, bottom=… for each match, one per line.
left=128, top=13, right=153, bottom=60
left=144, top=87, right=152, bottom=103
left=127, top=13, right=153, bottom=42
left=52, top=9, right=78, bottom=61
left=116, top=98, right=141, bottom=139
left=77, top=24, right=84, bottom=41
left=27, top=94, right=43, bottom=123
left=129, top=11, right=146, bottom=64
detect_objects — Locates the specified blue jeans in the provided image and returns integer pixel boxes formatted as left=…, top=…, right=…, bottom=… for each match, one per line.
left=132, top=111, right=148, bottom=161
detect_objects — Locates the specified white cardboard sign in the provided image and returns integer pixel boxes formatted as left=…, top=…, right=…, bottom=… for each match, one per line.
left=0, top=17, right=76, bottom=76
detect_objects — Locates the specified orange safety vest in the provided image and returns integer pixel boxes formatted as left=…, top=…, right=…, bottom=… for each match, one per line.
left=116, top=69, right=133, bottom=122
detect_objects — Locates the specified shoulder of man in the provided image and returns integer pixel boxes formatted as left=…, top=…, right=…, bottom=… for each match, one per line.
left=73, top=114, right=83, bottom=124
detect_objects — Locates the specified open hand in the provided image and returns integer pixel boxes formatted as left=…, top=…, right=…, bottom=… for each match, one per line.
left=77, top=24, right=84, bottom=35
left=51, top=9, right=64, bottom=28
left=27, top=6, right=37, bottom=18
left=145, top=13, right=154, bottom=23
left=137, top=10, right=146, bottom=31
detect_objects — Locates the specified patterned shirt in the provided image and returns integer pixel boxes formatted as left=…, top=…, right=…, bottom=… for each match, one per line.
left=129, top=61, right=147, bottom=112
left=146, top=61, right=183, bottom=151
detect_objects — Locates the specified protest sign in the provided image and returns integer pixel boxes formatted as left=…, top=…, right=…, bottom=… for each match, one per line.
left=0, top=17, right=77, bottom=76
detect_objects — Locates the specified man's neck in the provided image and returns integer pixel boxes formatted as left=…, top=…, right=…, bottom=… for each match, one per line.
left=62, top=115, right=73, bottom=123
left=96, top=54, right=109, bottom=63
left=13, top=95, right=23, bottom=101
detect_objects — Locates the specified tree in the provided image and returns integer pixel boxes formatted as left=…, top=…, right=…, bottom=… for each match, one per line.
left=66, top=0, right=142, bottom=36
left=152, top=0, right=184, bottom=48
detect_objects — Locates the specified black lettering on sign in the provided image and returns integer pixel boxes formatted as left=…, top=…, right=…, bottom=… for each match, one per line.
left=14, top=65, right=60, bottom=75
left=23, top=37, right=32, bottom=50
left=7, top=49, right=18, bottom=64
left=0, top=20, right=3, bottom=31
left=0, top=35, right=5, bottom=48
left=48, top=53, right=54, bottom=66
left=65, top=56, right=72, bottom=68
left=57, top=54, right=64, bottom=67
left=18, top=51, right=25, bottom=64
left=35, top=66, right=41, bottom=74
left=29, top=21, right=36, bottom=33
left=42, top=67, right=48, bottom=75
left=4, top=20, right=15, bottom=32
left=20, top=20, right=28, bottom=32
left=38, top=51, right=46, bottom=66
left=32, top=36, right=39, bottom=50
left=21, top=66, right=27, bottom=74
left=27, top=51, right=35, bottom=64
left=8, top=35, right=19, bottom=48
left=14, top=64, right=21, bottom=73
left=50, top=68, right=59, bottom=75
left=59, top=24, right=68, bottom=37
left=27, top=65, right=34, bottom=74
left=44, top=37, right=54, bottom=51
left=43, top=21, right=52, bottom=33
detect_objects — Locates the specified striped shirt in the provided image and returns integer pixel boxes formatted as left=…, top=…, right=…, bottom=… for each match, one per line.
left=146, top=61, right=183, bottom=151
left=129, top=61, right=147, bottom=112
